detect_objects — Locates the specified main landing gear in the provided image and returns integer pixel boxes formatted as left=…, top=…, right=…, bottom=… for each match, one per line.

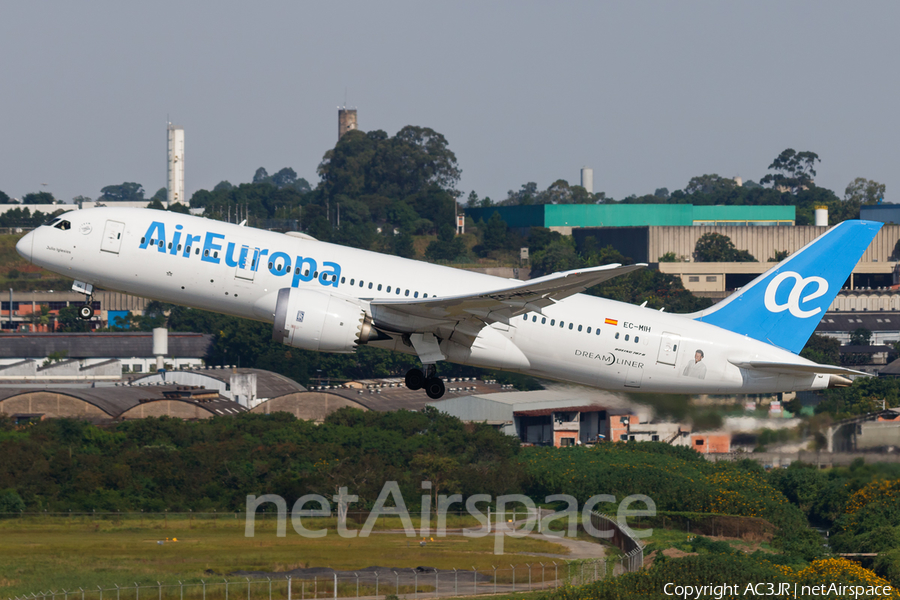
left=405, top=364, right=445, bottom=399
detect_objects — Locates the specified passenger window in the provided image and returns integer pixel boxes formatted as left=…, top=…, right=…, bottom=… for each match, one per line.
left=267, top=262, right=273, bottom=269
left=377, top=284, right=382, bottom=291
left=386, top=286, right=391, bottom=292
left=569, top=323, right=573, bottom=330
left=205, top=250, right=210, bottom=257
left=523, top=314, right=528, bottom=321
left=635, top=336, right=639, bottom=343
left=541, top=317, right=546, bottom=324
left=625, top=334, right=629, bottom=341
left=577, top=325, right=582, bottom=332
left=350, top=279, right=355, bottom=285
left=587, top=327, right=591, bottom=333
left=596, top=329, right=601, bottom=335
left=304, top=270, right=309, bottom=276
left=532, top=316, right=537, bottom=322
left=177, top=244, right=182, bottom=251
left=423, top=293, right=428, bottom=298
left=396, top=288, right=401, bottom=294
left=168, top=243, right=172, bottom=249
left=550, top=320, right=555, bottom=326
left=405, top=289, right=410, bottom=296
left=341, top=277, right=346, bottom=284
left=414, top=291, right=419, bottom=298
left=560, top=321, right=565, bottom=328
left=295, top=268, right=300, bottom=275
left=368, top=282, right=373, bottom=289
left=158, top=241, right=164, bottom=248
left=615, top=332, right=619, bottom=339
left=195, top=248, right=200, bottom=255
left=314, top=271, right=318, bottom=278
left=360, top=280, right=364, bottom=287
left=214, top=252, right=218, bottom=258
left=141, top=237, right=146, bottom=244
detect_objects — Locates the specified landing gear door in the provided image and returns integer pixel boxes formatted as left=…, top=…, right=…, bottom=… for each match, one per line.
left=657, top=332, right=681, bottom=366
left=100, top=220, right=125, bottom=254
left=235, top=246, right=259, bottom=282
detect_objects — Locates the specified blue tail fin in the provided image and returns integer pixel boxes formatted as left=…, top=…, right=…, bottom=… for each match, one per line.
left=692, top=220, right=882, bottom=354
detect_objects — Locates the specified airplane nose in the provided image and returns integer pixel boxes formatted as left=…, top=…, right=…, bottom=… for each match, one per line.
left=16, top=230, right=34, bottom=263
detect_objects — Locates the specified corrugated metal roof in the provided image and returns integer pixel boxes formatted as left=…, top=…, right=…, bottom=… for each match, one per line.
left=129, top=368, right=306, bottom=398
left=817, top=313, right=900, bottom=333
left=0, top=333, right=213, bottom=359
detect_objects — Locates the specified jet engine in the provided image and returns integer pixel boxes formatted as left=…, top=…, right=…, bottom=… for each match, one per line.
left=272, top=288, right=384, bottom=353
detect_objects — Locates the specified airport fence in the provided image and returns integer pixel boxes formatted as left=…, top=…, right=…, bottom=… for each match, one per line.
left=6, top=559, right=629, bottom=600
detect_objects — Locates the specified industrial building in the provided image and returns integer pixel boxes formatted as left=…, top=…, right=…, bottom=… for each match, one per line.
left=132, top=367, right=307, bottom=408
left=2, top=290, right=151, bottom=332
left=826, top=408, right=900, bottom=452
left=428, top=389, right=730, bottom=452
left=0, top=385, right=248, bottom=425
left=465, top=204, right=795, bottom=233
left=0, top=331, right=211, bottom=375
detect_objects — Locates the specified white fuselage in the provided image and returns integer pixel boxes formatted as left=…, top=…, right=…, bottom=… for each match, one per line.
left=19, top=208, right=832, bottom=394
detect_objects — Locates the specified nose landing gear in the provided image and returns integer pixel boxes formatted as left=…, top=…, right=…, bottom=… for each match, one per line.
left=78, top=304, right=95, bottom=320
left=405, top=364, right=445, bottom=399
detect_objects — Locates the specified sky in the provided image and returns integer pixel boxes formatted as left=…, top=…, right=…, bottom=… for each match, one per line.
left=1, top=2, right=899, bottom=205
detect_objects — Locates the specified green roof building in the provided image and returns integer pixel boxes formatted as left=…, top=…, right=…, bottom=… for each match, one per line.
left=465, top=204, right=795, bottom=232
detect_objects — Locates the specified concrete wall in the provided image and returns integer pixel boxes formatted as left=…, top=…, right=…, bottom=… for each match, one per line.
left=0, top=392, right=111, bottom=420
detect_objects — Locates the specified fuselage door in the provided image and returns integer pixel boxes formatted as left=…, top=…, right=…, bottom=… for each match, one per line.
left=657, top=332, right=681, bottom=366
left=100, top=220, right=125, bottom=254
left=235, top=246, right=259, bottom=282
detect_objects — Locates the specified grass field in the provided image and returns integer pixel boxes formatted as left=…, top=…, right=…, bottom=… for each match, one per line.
left=0, top=516, right=571, bottom=597
left=0, top=233, right=72, bottom=291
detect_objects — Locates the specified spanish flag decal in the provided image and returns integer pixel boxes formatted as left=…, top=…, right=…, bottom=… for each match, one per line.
left=605, top=318, right=618, bottom=326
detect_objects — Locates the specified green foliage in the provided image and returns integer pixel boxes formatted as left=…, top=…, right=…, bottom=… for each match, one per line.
left=425, top=224, right=467, bottom=262
left=815, top=377, right=900, bottom=419
left=845, top=177, right=886, bottom=205
left=658, top=252, right=678, bottom=262
left=0, top=207, right=64, bottom=228
left=0, top=189, right=10, bottom=204
left=693, top=233, right=756, bottom=262
left=0, top=488, right=25, bottom=512
left=99, top=182, right=144, bottom=203
left=850, top=328, right=873, bottom=346
left=800, top=334, right=840, bottom=366
left=684, top=174, right=737, bottom=195
left=769, top=249, right=790, bottom=262
left=521, top=443, right=821, bottom=558
left=22, top=191, right=57, bottom=205
left=0, top=410, right=521, bottom=511
left=760, top=149, right=820, bottom=193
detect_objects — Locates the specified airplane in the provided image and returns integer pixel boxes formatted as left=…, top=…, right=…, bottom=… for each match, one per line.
left=15, top=208, right=880, bottom=399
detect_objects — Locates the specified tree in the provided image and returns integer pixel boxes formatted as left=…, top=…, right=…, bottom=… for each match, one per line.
left=22, top=191, right=55, bottom=204
left=425, top=224, right=466, bottom=262
left=654, top=187, right=670, bottom=200
left=693, top=233, right=756, bottom=262
left=480, top=211, right=510, bottom=253
left=56, top=306, right=90, bottom=333
left=146, top=198, right=166, bottom=210
left=252, top=168, right=269, bottom=183
left=844, top=178, right=885, bottom=205
left=151, top=187, right=167, bottom=202
left=760, top=149, right=820, bottom=192
left=801, top=334, right=840, bottom=365
left=99, top=182, right=145, bottom=203
left=769, top=249, right=790, bottom=262
left=0, top=190, right=11, bottom=204
left=849, top=328, right=873, bottom=346
left=214, top=180, right=234, bottom=192
left=684, top=174, right=737, bottom=196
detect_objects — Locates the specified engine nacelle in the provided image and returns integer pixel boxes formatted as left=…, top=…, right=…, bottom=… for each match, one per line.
left=272, top=288, right=374, bottom=353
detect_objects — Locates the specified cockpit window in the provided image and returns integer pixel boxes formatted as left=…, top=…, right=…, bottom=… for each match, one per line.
left=54, top=220, right=71, bottom=231
left=44, top=217, right=62, bottom=227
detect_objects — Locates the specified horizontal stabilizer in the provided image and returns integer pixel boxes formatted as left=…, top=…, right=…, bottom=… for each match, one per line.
left=728, top=358, right=869, bottom=378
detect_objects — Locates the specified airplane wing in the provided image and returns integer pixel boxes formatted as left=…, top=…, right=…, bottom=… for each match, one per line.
left=728, top=359, right=869, bottom=378
left=369, top=263, right=646, bottom=353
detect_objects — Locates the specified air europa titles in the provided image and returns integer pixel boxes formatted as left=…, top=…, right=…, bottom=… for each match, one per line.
left=138, top=221, right=341, bottom=288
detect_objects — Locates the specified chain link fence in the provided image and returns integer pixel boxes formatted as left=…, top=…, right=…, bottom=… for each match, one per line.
left=8, top=558, right=634, bottom=600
